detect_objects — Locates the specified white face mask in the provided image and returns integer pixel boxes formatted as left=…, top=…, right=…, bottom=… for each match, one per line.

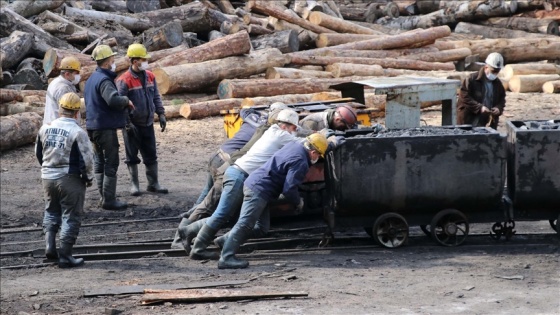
left=110, top=62, right=117, bottom=72
left=486, top=72, right=497, bottom=81
left=139, top=61, right=149, bottom=71
left=310, top=157, right=319, bottom=165
left=71, top=74, right=81, bottom=85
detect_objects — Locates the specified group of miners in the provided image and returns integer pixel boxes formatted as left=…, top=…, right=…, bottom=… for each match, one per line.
left=35, top=41, right=506, bottom=269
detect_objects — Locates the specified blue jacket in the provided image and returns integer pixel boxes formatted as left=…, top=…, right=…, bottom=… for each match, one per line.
left=116, top=67, right=164, bottom=127
left=85, top=68, right=129, bottom=130
left=220, top=108, right=265, bottom=154
left=244, top=140, right=310, bottom=205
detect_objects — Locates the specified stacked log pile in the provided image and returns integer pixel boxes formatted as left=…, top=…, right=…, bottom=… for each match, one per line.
left=0, top=0, right=559, bottom=149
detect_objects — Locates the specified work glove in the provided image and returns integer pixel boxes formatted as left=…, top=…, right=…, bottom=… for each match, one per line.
left=159, top=114, right=167, bottom=132
left=319, top=128, right=336, bottom=139
left=371, top=123, right=385, bottom=134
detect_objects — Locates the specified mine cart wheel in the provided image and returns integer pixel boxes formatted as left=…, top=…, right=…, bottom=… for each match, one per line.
left=363, top=227, right=374, bottom=238
left=430, top=209, right=469, bottom=247
left=372, top=213, right=409, bottom=248
left=420, top=225, right=431, bottom=237
left=549, top=219, right=557, bottom=232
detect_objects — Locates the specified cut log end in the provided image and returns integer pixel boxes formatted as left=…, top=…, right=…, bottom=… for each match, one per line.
left=543, top=80, right=560, bottom=94
left=153, top=68, right=171, bottom=95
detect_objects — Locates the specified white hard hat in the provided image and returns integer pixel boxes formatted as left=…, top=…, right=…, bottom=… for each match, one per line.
left=276, top=109, right=299, bottom=126
left=269, top=102, right=288, bottom=111
left=485, top=52, right=504, bottom=69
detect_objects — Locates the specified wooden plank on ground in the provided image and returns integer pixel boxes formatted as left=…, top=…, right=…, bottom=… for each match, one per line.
left=84, top=280, right=250, bottom=297
left=141, top=288, right=308, bottom=305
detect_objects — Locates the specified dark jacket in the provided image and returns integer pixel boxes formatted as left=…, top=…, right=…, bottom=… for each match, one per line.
left=244, top=141, right=310, bottom=205
left=85, top=68, right=129, bottom=130
left=116, top=67, right=164, bottom=127
left=457, top=67, right=506, bottom=129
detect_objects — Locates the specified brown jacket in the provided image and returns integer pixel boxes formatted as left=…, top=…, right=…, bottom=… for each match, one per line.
left=457, top=67, right=506, bottom=129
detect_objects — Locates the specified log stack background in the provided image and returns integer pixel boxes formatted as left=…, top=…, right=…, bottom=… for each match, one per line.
left=0, top=0, right=559, bottom=150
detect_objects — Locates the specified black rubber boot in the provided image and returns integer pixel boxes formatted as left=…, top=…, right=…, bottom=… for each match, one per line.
left=127, top=164, right=141, bottom=196
left=95, top=173, right=104, bottom=207
left=177, top=219, right=205, bottom=255
left=170, top=218, right=191, bottom=249
left=102, top=175, right=127, bottom=210
left=190, top=224, right=220, bottom=260
left=58, top=242, right=84, bottom=269
left=213, top=233, right=228, bottom=249
left=146, top=163, right=168, bottom=194
left=218, top=230, right=249, bottom=269
left=45, top=231, right=58, bottom=259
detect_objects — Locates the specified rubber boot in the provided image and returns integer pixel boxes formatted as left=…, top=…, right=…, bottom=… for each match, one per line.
left=214, top=233, right=228, bottom=249
left=95, top=173, right=104, bottom=207
left=218, top=230, right=249, bottom=269
left=177, top=219, right=205, bottom=254
left=45, top=231, right=58, bottom=259
left=58, top=242, right=84, bottom=268
left=190, top=224, right=220, bottom=260
left=102, top=175, right=127, bottom=210
left=146, top=163, right=168, bottom=194
left=127, top=164, right=141, bottom=196
left=170, top=218, right=191, bottom=249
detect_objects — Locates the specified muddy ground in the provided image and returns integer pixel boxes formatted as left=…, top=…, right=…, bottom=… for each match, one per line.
left=1, top=91, right=559, bottom=315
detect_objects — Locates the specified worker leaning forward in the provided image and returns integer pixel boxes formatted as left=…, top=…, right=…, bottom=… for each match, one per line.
left=85, top=45, right=135, bottom=211
left=44, top=56, right=82, bottom=126
left=116, top=43, right=167, bottom=197
left=36, top=92, right=94, bottom=268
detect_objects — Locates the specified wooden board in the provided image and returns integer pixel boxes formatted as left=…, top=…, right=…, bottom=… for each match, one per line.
left=84, top=280, right=250, bottom=297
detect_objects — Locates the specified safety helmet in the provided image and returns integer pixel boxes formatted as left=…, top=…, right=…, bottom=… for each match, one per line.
left=276, top=109, right=299, bottom=126
left=306, top=133, right=328, bottom=157
left=269, top=102, right=287, bottom=112
left=485, top=52, right=504, bottom=69
left=59, top=92, right=81, bottom=111
left=91, top=45, right=117, bottom=61
left=59, top=56, right=81, bottom=72
left=335, top=105, right=358, bottom=129
left=127, top=43, right=151, bottom=59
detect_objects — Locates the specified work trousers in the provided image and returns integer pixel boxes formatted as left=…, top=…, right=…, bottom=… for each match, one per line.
left=88, top=129, right=120, bottom=177
left=227, top=186, right=270, bottom=241
left=206, top=166, right=248, bottom=230
left=193, top=152, right=225, bottom=208
left=122, top=124, right=158, bottom=166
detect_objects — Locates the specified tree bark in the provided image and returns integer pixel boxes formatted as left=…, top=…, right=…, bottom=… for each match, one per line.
left=350, top=20, right=403, bottom=35
left=13, top=59, right=45, bottom=90
left=393, top=0, right=420, bottom=16
left=247, top=0, right=335, bottom=34
left=0, top=89, right=44, bottom=103
left=0, top=112, right=42, bottom=151
left=404, top=47, right=473, bottom=62
left=0, top=102, right=44, bottom=116
left=217, top=0, right=236, bottom=15
left=315, top=33, right=384, bottom=47
left=292, top=0, right=324, bottom=20
left=137, top=2, right=216, bottom=33
left=91, top=0, right=129, bottom=13
left=148, top=44, right=192, bottom=63
left=142, top=21, right=184, bottom=52
left=477, top=17, right=560, bottom=35
left=509, top=74, right=560, bottom=93
left=542, top=80, right=560, bottom=94
left=375, top=9, right=456, bottom=30
left=39, top=22, right=75, bottom=35
left=455, top=22, right=555, bottom=39
left=308, top=11, right=380, bottom=35
left=516, top=8, right=560, bottom=20
left=39, top=10, right=101, bottom=40
left=154, top=48, right=290, bottom=94
left=338, top=3, right=378, bottom=22
left=267, top=16, right=317, bottom=48
left=321, top=47, right=440, bottom=59
left=448, top=38, right=560, bottom=63
left=266, top=67, right=333, bottom=79
left=241, top=94, right=317, bottom=107
left=208, top=30, right=226, bottom=41
left=0, top=31, right=33, bottom=70
left=220, top=20, right=249, bottom=35
left=63, top=6, right=152, bottom=33
left=290, top=55, right=456, bottom=71
left=516, top=0, right=553, bottom=10
left=248, top=24, right=274, bottom=35
left=7, top=0, right=65, bottom=18
left=251, top=30, right=300, bottom=53
left=235, top=8, right=267, bottom=26
left=126, top=0, right=161, bottom=13
left=151, top=31, right=252, bottom=69
left=179, top=99, right=244, bottom=119
left=326, top=63, right=384, bottom=78
left=43, top=48, right=96, bottom=78
left=502, top=63, right=560, bottom=81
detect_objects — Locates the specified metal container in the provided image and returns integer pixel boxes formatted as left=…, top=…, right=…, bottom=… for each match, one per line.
left=324, top=126, right=507, bottom=227
left=506, top=120, right=560, bottom=220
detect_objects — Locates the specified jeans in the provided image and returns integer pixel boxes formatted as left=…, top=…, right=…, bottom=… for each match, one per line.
left=122, top=124, right=157, bottom=166
left=226, top=186, right=269, bottom=241
left=205, top=166, right=248, bottom=230
left=42, top=175, right=85, bottom=244
left=88, top=129, right=120, bottom=177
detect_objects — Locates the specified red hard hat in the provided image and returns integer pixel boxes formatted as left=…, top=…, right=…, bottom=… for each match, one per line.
left=336, top=105, right=358, bottom=128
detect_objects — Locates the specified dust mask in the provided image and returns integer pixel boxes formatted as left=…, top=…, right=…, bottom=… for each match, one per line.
left=486, top=72, right=497, bottom=81
left=71, top=74, right=81, bottom=85
left=110, top=62, right=117, bottom=72
left=310, top=157, right=319, bottom=165
left=139, top=61, right=149, bottom=71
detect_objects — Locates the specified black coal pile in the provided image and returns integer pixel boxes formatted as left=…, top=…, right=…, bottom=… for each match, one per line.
left=519, top=120, right=559, bottom=130
left=355, top=127, right=489, bottom=138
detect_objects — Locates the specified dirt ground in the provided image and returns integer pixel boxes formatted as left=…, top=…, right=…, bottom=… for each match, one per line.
left=1, top=91, right=559, bottom=315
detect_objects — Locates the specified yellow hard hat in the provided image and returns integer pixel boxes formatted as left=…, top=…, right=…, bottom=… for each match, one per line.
left=306, top=133, right=328, bottom=157
left=91, top=45, right=117, bottom=61
left=59, top=56, right=81, bottom=72
left=59, top=92, right=81, bottom=111
left=127, top=43, right=151, bottom=59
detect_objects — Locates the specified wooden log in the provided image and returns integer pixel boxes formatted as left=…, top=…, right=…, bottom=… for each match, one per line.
left=248, top=24, right=274, bottom=35
left=7, top=0, right=65, bottom=18
left=0, top=31, right=33, bottom=70
left=516, top=0, right=553, bottom=11
left=477, top=17, right=560, bottom=35
left=217, top=76, right=383, bottom=99
left=293, top=25, right=451, bottom=56
left=13, top=59, right=45, bottom=90
left=322, top=47, right=440, bottom=59
left=324, top=1, right=344, bottom=19
left=241, top=94, right=316, bottom=107
left=315, top=33, right=384, bottom=48
left=64, top=6, right=151, bottom=33
left=207, top=9, right=237, bottom=30
left=154, top=48, right=289, bottom=94
left=375, top=9, right=455, bottom=30
left=251, top=30, right=300, bottom=53
left=39, top=22, right=75, bottom=35
left=448, top=38, right=560, bottom=63
left=39, top=10, right=101, bottom=39
left=235, top=8, right=266, bottom=26
left=148, top=44, right=192, bottom=63
left=180, top=99, right=243, bottom=119
left=440, top=0, right=518, bottom=21
left=502, top=64, right=560, bottom=81
left=151, top=31, right=252, bottom=69
left=2, top=84, right=33, bottom=91
left=266, top=67, right=333, bottom=79
left=308, top=11, right=379, bottom=35
left=350, top=20, right=403, bottom=35
left=0, top=89, right=47, bottom=104
left=393, top=0, right=420, bottom=16
left=43, top=48, right=96, bottom=78
left=0, top=8, right=77, bottom=55
left=208, top=30, right=226, bottom=41
left=0, top=112, right=42, bottom=151
left=0, top=102, right=44, bottom=116
left=509, top=74, right=560, bottom=93
left=516, top=8, right=560, bottom=20
left=217, top=0, right=236, bottom=15
left=247, top=0, right=335, bottom=34
left=543, top=80, right=560, bottom=94
left=267, top=16, right=317, bottom=48
left=126, top=0, right=160, bottom=13
left=142, top=21, right=184, bottom=52
left=292, top=0, right=324, bottom=20
left=91, top=0, right=128, bottom=13
left=140, top=289, right=307, bottom=305
left=455, top=22, right=556, bottom=39
left=299, top=65, right=324, bottom=71
left=338, top=3, right=378, bottom=22
left=290, top=55, right=456, bottom=71
left=220, top=20, right=249, bottom=35
left=137, top=2, right=216, bottom=34
left=404, top=48, right=472, bottom=63
left=326, top=63, right=384, bottom=78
